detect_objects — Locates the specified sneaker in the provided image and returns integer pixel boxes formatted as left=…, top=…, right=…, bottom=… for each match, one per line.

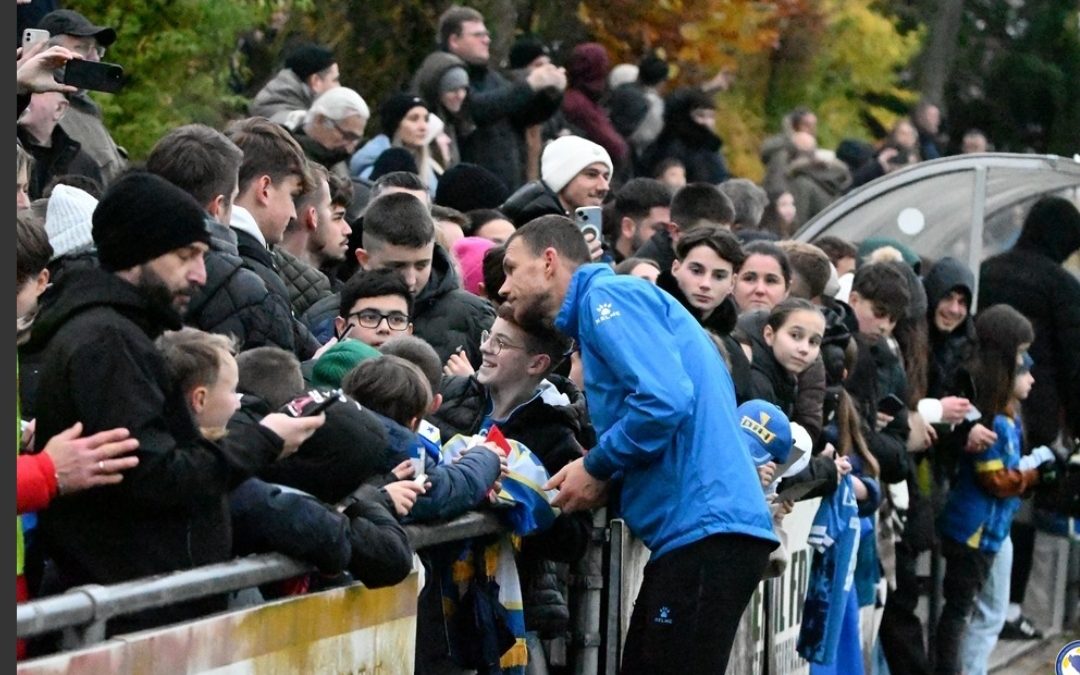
left=999, top=614, right=1044, bottom=640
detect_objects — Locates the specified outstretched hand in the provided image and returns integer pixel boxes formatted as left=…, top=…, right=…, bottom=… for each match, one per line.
left=544, top=457, right=608, bottom=512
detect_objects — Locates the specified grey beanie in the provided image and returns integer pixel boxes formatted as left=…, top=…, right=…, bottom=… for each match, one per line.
left=438, top=66, right=469, bottom=94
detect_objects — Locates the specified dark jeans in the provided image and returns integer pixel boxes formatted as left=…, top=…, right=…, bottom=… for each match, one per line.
left=1008, top=520, right=1035, bottom=605
left=620, top=533, right=773, bottom=675
left=880, top=539, right=931, bottom=675
left=934, top=537, right=995, bottom=675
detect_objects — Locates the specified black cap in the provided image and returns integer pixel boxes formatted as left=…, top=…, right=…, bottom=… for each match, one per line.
left=284, top=43, right=336, bottom=80
left=38, top=9, right=117, bottom=47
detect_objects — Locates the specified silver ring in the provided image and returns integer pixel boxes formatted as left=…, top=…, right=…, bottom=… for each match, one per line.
left=98, top=460, right=105, bottom=472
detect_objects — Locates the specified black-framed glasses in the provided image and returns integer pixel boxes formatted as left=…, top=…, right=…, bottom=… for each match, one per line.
left=480, top=330, right=524, bottom=355
left=349, top=310, right=410, bottom=331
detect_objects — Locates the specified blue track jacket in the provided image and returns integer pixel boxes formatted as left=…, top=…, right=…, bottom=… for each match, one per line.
left=555, top=265, right=778, bottom=558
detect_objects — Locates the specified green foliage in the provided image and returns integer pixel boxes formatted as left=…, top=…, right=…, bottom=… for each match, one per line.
left=66, top=0, right=280, bottom=160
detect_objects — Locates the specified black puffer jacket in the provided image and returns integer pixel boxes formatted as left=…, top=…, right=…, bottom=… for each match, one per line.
left=500, top=179, right=566, bottom=228
left=979, top=197, right=1080, bottom=445
left=413, top=244, right=495, bottom=369
left=184, top=218, right=297, bottom=354
left=635, top=228, right=676, bottom=278
left=235, top=228, right=322, bottom=360
left=272, top=247, right=334, bottom=317
left=25, top=268, right=283, bottom=632
left=433, top=375, right=594, bottom=634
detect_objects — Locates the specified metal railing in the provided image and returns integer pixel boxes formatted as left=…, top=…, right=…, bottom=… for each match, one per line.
left=17, top=510, right=503, bottom=646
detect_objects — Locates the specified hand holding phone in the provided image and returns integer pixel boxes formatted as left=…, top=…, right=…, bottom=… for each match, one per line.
left=877, top=394, right=905, bottom=417
left=281, top=389, right=346, bottom=417
left=574, top=206, right=602, bottom=242
left=23, top=28, right=50, bottom=50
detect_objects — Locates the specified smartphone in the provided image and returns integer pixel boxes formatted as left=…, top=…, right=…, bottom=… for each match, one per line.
left=62, top=59, right=124, bottom=94
left=574, top=206, right=602, bottom=241
left=23, top=28, right=50, bottom=49
left=282, top=389, right=345, bottom=418
left=877, top=394, right=906, bottom=417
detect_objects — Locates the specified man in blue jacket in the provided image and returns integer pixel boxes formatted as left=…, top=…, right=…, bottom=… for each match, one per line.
left=499, top=214, right=778, bottom=674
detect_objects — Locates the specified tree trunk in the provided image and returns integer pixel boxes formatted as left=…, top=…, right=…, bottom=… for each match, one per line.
left=917, top=0, right=964, bottom=113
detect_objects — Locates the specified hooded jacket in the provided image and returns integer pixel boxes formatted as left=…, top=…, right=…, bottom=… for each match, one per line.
left=923, top=257, right=976, bottom=399
left=250, top=68, right=313, bottom=127
left=412, top=244, right=496, bottom=369
left=24, top=268, right=283, bottom=630
left=561, top=44, right=629, bottom=167
left=644, top=87, right=729, bottom=184
left=979, top=197, right=1080, bottom=445
left=184, top=217, right=297, bottom=355
left=556, top=265, right=777, bottom=558
left=412, top=51, right=476, bottom=169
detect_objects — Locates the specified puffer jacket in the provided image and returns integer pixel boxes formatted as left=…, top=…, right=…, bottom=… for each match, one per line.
left=250, top=68, right=313, bottom=128
left=233, top=225, right=322, bottom=360
left=500, top=179, right=566, bottom=228
left=272, top=248, right=334, bottom=317
left=412, top=245, right=495, bottom=369
left=184, top=217, right=296, bottom=354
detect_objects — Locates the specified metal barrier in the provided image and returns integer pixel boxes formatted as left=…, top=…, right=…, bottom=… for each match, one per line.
left=16, top=510, right=503, bottom=646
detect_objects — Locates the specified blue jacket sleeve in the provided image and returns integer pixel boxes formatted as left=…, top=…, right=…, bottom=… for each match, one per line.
left=580, top=288, right=694, bottom=480
left=406, top=448, right=501, bottom=523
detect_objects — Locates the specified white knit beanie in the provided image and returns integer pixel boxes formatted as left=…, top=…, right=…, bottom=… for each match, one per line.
left=540, top=136, right=613, bottom=194
left=45, top=184, right=98, bottom=260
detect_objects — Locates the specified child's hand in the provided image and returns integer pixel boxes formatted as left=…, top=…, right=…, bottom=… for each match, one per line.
left=965, top=423, right=997, bottom=453
left=939, top=396, right=973, bottom=425
left=260, top=412, right=326, bottom=459
left=443, top=348, right=474, bottom=377
left=391, top=459, right=415, bottom=480
left=383, top=480, right=426, bottom=517
left=757, top=461, right=776, bottom=489
left=835, top=455, right=852, bottom=481
left=874, top=412, right=894, bottom=432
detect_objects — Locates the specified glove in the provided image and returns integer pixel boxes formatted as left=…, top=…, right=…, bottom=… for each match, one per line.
left=1018, top=445, right=1056, bottom=471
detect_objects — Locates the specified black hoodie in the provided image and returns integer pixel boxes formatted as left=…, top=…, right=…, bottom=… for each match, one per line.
left=923, top=256, right=976, bottom=399
left=24, top=268, right=283, bottom=632
left=412, top=244, right=496, bottom=369
left=979, top=196, right=1080, bottom=445
left=643, top=87, right=729, bottom=184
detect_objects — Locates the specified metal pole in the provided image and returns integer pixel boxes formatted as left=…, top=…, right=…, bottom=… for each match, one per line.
left=573, top=508, right=607, bottom=675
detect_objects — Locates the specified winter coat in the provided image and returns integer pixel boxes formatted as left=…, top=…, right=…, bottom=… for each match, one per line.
left=644, top=88, right=729, bottom=184
left=17, top=124, right=104, bottom=199
left=556, top=264, right=778, bottom=558
left=272, top=247, right=334, bottom=317
left=432, top=375, right=594, bottom=633
left=786, top=153, right=852, bottom=229
left=230, top=478, right=413, bottom=587
left=250, top=68, right=313, bottom=128
left=58, top=92, right=126, bottom=185
left=292, top=126, right=352, bottom=180
left=458, top=59, right=562, bottom=191
left=300, top=292, right=340, bottom=344
left=233, top=220, right=321, bottom=360
left=979, top=216, right=1080, bottom=446
left=185, top=217, right=297, bottom=354
left=24, top=267, right=284, bottom=631
left=846, top=334, right=911, bottom=484
left=411, top=51, right=476, bottom=170
left=349, top=134, right=439, bottom=198
left=561, top=45, right=628, bottom=169
left=500, top=179, right=566, bottom=228
left=412, top=244, right=495, bottom=370
left=923, top=257, right=976, bottom=399
left=655, top=272, right=752, bottom=403
left=635, top=228, right=677, bottom=277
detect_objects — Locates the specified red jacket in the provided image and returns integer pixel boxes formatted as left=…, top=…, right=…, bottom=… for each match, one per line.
left=18, top=452, right=57, bottom=515
left=561, top=88, right=629, bottom=166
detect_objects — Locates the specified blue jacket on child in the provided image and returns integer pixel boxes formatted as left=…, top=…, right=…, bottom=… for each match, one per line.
left=555, top=264, right=777, bottom=558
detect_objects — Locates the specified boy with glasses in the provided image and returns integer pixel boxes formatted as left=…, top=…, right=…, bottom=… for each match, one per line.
left=333, top=268, right=414, bottom=348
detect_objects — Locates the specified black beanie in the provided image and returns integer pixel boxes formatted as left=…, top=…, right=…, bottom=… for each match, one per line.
left=379, top=93, right=427, bottom=138
left=435, top=162, right=509, bottom=212
left=285, top=43, right=336, bottom=80
left=638, top=52, right=670, bottom=86
left=370, top=148, right=419, bottom=181
left=508, top=36, right=549, bottom=70
left=92, top=172, right=210, bottom=272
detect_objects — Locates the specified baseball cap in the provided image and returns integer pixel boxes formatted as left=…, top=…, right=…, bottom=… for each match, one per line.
left=737, top=400, right=793, bottom=465
left=38, top=9, right=117, bottom=47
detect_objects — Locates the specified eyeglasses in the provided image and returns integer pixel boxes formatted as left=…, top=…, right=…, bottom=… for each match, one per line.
left=329, top=118, right=364, bottom=143
left=349, top=310, right=410, bottom=331
left=480, top=330, right=524, bottom=355
left=69, top=39, right=106, bottom=59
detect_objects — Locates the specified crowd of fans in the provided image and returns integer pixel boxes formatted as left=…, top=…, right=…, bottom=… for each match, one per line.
left=15, top=4, right=1080, bottom=675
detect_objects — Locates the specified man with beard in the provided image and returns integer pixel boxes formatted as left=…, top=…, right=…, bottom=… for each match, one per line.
left=499, top=215, right=778, bottom=675
left=24, top=172, right=324, bottom=633
left=607, top=177, right=672, bottom=264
